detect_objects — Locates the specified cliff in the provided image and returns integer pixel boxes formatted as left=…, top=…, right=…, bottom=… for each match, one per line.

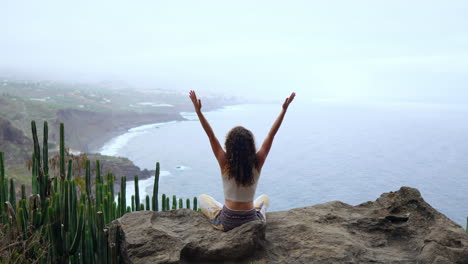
left=111, top=187, right=468, bottom=263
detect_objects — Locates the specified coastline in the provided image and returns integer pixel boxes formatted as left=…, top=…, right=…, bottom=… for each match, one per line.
left=94, top=104, right=230, bottom=182
left=99, top=120, right=180, bottom=156
left=86, top=103, right=228, bottom=154
left=83, top=112, right=187, bottom=154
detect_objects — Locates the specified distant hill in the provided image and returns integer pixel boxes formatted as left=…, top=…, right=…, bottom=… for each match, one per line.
left=0, top=117, right=32, bottom=165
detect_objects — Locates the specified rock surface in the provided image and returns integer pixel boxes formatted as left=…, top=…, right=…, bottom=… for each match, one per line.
left=111, top=187, right=468, bottom=263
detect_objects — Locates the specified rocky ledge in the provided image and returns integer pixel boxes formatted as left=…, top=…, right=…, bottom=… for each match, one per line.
left=111, top=187, right=468, bottom=263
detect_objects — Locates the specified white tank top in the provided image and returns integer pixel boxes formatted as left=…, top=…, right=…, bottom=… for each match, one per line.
left=222, top=169, right=260, bottom=202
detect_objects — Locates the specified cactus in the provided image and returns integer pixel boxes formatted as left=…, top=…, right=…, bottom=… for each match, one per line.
left=85, top=160, right=91, bottom=199
left=31, top=121, right=42, bottom=177
left=162, top=194, right=166, bottom=211
left=9, top=179, right=16, bottom=212
left=18, top=207, right=28, bottom=239
left=152, top=162, right=160, bottom=211
left=0, top=152, right=5, bottom=209
left=96, top=160, right=101, bottom=185
left=172, top=195, right=177, bottom=210
left=120, top=176, right=126, bottom=216
left=103, top=196, right=109, bottom=224
left=134, top=175, right=140, bottom=211
left=43, top=121, right=49, bottom=176
left=179, top=198, right=183, bottom=209
left=20, top=184, right=26, bottom=201
left=67, top=159, right=73, bottom=181
left=193, top=197, right=198, bottom=211
left=186, top=198, right=190, bottom=209
left=107, top=172, right=114, bottom=198
left=69, top=203, right=84, bottom=254
left=146, top=195, right=150, bottom=211
left=111, top=201, right=117, bottom=220
left=0, top=121, right=194, bottom=263
left=59, top=123, right=65, bottom=179
left=31, top=153, right=39, bottom=195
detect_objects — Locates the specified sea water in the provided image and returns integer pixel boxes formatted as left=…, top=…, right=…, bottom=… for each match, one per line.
left=101, top=101, right=468, bottom=226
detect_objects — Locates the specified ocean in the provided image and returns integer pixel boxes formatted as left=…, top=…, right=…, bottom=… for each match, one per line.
left=100, top=101, right=468, bottom=226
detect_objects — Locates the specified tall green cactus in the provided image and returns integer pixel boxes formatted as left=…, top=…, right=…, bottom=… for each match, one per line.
left=21, top=184, right=26, bottom=201
left=31, top=120, right=49, bottom=204
left=67, top=159, right=73, bottom=181
left=0, top=152, right=5, bottom=213
left=120, top=176, right=126, bottom=216
left=18, top=207, right=27, bottom=239
left=96, top=160, right=101, bottom=185
left=172, top=195, right=177, bottom=210
left=134, top=175, right=140, bottom=211
left=193, top=197, right=198, bottom=211
left=146, top=195, right=150, bottom=211
left=85, top=160, right=91, bottom=199
left=179, top=198, right=183, bottom=209
left=69, top=203, right=84, bottom=255
left=186, top=198, right=190, bottom=209
left=9, top=179, right=16, bottom=212
left=152, top=162, right=160, bottom=211
left=31, top=121, right=41, bottom=176
left=43, top=121, right=49, bottom=176
left=31, top=153, right=38, bottom=195
left=59, top=123, right=65, bottom=179
left=162, top=194, right=166, bottom=211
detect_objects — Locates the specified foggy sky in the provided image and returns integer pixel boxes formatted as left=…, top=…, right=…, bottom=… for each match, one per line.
left=1, top=0, right=468, bottom=101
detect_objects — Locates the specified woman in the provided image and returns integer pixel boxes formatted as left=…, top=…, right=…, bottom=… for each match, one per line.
left=189, top=90, right=295, bottom=231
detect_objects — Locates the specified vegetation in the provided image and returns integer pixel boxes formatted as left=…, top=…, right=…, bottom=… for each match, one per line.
left=0, top=121, right=197, bottom=263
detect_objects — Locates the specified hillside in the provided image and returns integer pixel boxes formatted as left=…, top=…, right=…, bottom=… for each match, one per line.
left=0, top=78, right=233, bottom=184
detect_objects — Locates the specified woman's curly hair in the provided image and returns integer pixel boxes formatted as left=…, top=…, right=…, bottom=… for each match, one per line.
left=224, top=126, right=258, bottom=186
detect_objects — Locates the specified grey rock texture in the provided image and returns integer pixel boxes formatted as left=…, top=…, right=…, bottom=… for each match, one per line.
left=111, top=187, right=468, bottom=263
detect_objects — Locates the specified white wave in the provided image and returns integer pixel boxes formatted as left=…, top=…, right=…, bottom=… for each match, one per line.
left=175, top=165, right=190, bottom=171
left=180, top=111, right=198, bottom=120
left=99, top=121, right=177, bottom=156
left=180, top=105, right=244, bottom=121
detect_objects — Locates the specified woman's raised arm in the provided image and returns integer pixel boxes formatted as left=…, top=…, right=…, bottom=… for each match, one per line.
left=189, top=90, right=226, bottom=167
left=257, top=92, right=296, bottom=170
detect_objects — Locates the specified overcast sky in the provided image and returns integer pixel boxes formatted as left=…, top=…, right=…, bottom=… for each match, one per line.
left=1, top=0, right=467, bottom=101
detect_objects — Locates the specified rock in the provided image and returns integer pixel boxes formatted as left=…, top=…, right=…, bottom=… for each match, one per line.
left=113, top=209, right=266, bottom=263
left=112, top=187, right=468, bottom=263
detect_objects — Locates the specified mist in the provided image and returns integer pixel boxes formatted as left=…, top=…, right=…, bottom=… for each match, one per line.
left=1, top=0, right=468, bottom=102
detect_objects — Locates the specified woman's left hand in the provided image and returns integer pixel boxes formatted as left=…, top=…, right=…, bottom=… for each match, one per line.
left=282, top=92, right=296, bottom=111
left=189, top=90, right=202, bottom=113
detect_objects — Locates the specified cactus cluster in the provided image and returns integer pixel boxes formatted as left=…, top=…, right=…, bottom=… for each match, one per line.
left=0, top=121, right=199, bottom=263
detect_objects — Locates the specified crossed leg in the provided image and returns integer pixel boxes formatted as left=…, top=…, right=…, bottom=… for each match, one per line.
left=254, top=194, right=270, bottom=221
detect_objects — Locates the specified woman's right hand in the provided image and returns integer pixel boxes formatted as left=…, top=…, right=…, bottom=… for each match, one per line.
left=282, top=92, right=296, bottom=111
left=189, top=90, right=202, bottom=113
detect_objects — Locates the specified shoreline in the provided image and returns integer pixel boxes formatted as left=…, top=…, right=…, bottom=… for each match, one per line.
left=93, top=104, right=230, bottom=181
left=88, top=103, right=228, bottom=155
left=98, top=119, right=181, bottom=156
left=86, top=113, right=187, bottom=154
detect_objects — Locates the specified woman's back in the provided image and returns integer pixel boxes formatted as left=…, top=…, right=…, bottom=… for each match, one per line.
left=222, top=168, right=260, bottom=202
left=189, top=90, right=295, bottom=231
